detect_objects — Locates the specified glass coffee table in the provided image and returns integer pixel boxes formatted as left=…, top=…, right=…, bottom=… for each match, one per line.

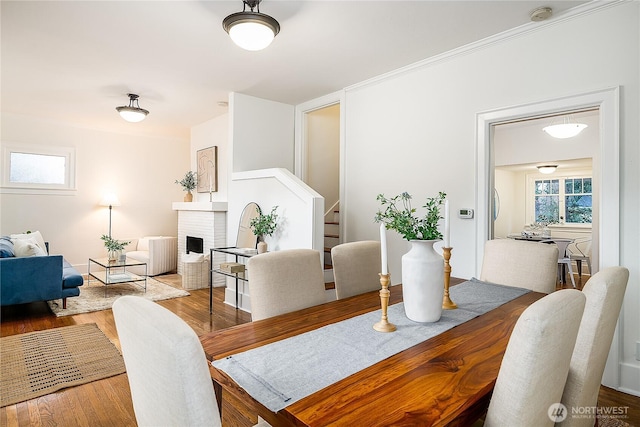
left=88, top=257, right=147, bottom=297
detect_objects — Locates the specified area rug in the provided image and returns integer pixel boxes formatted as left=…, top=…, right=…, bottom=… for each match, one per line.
left=47, top=277, right=189, bottom=317
left=1, top=323, right=125, bottom=407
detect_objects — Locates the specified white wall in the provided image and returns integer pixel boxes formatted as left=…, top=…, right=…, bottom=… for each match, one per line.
left=190, top=113, right=229, bottom=202
left=229, top=92, right=295, bottom=173
left=0, top=113, right=189, bottom=271
left=339, top=3, right=639, bottom=394
left=306, top=104, right=340, bottom=210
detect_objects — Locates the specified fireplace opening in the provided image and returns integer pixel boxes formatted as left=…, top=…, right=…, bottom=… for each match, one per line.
left=186, top=236, right=204, bottom=254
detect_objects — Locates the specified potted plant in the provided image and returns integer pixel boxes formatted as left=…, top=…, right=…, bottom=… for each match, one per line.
left=374, top=191, right=447, bottom=323
left=250, top=206, right=279, bottom=253
left=175, top=171, right=197, bottom=202
left=100, top=235, right=131, bottom=262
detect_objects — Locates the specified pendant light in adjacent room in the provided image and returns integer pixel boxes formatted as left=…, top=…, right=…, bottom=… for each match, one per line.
left=543, top=116, right=587, bottom=139
left=223, top=0, right=280, bottom=51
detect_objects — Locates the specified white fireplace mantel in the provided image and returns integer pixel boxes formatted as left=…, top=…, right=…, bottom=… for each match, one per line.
left=172, top=201, right=228, bottom=212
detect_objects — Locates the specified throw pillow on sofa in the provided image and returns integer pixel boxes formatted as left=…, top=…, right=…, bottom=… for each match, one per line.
left=10, top=231, right=48, bottom=254
left=13, top=237, right=47, bottom=257
left=0, top=237, right=15, bottom=258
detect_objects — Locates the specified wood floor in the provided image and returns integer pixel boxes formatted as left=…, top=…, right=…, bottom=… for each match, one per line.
left=1, top=273, right=638, bottom=427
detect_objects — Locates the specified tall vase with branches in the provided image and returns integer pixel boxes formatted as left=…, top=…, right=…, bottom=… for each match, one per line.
left=374, top=191, right=447, bottom=322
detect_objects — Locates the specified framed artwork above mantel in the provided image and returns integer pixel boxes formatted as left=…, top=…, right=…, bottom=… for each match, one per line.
left=197, top=146, right=217, bottom=193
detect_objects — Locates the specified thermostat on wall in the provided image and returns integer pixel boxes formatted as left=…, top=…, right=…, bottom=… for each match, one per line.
left=459, top=209, right=474, bottom=219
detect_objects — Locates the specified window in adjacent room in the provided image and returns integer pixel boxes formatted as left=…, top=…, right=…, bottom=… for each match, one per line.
left=1, top=143, right=76, bottom=193
left=532, top=175, right=592, bottom=225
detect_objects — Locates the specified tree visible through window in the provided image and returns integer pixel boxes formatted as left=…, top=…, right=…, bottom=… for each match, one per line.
left=534, top=177, right=592, bottom=225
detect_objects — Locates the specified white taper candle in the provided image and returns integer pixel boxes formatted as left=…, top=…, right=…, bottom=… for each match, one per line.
left=380, top=223, right=388, bottom=274
left=444, top=200, right=450, bottom=247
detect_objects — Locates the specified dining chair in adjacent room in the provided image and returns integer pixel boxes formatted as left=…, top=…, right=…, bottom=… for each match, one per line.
left=558, top=266, right=629, bottom=427
left=546, top=238, right=576, bottom=288
left=331, top=240, right=381, bottom=300
left=113, top=296, right=270, bottom=427
left=247, top=249, right=327, bottom=321
left=480, top=239, right=558, bottom=293
left=568, top=237, right=592, bottom=279
left=484, top=289, right=586, bottom=427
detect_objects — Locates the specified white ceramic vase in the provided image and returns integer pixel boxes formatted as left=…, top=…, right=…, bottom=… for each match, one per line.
left=401, top=239, right=445, bottom=322
left=257, top=241, right=268, bottom=254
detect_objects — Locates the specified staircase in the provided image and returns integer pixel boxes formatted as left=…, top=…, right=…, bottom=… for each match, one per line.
left=323, top=208, right=339, bottom=287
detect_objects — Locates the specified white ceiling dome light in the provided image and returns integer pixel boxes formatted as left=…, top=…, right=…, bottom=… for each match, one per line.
left=223, top=0, right=280, bottom=51
left=537, top=165, right=558, bottom=174
left=116, top=93, right=149, bottom=123
left=543, top=116, right=588, bottom=139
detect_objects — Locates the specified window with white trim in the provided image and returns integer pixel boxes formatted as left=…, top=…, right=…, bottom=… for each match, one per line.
left=530, top=174, right=592, bottom=225
left=1, top=143, right=76, bottom=193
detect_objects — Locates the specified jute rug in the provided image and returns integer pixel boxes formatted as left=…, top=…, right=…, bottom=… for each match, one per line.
left=47, top=277, right=189, bottom=317
left=1, top=323, right=125, bottom=407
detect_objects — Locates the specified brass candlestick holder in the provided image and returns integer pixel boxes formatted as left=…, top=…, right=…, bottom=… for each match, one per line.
left=373, top=273, right=396, bottom=332
left=442, top=247, right=457, bottom=310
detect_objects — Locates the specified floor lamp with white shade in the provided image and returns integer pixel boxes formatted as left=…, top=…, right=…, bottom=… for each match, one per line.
left=99, top=194, right=121, bottom=238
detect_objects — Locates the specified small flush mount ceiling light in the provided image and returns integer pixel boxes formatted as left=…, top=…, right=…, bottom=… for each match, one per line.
left=537, top=165, right=558, bottom=174
left=223, top=0, right=280, bottom=51
left=542, top=116, right=588, bottom=139
left=530, top=7, right=553, bottom=22
left=116, top=93, right=149, bottom=123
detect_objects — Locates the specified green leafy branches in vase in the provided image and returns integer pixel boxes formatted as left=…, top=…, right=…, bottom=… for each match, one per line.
left=175, top=171, right=197, bottom=202
left=374, top=191, right=447, bottom=241
left=100, top=235, right=131, bottom=261
left=250, top=206, right=279, bottom=253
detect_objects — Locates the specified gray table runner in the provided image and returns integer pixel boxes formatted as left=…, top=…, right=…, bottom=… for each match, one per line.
left=212, top=279, right=529, bottom=412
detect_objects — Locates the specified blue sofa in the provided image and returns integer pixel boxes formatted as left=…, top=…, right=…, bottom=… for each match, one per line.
left=0, top=238, right=83, bottom=309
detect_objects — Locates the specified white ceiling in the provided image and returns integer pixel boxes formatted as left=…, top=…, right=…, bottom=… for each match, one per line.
left=1, top=0, right=589, bottom=139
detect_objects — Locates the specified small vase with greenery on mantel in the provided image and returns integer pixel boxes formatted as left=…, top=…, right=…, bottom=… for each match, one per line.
left=101, top=235, right=131, bottom=262
left=250, top=206, right=279, bottom=254
left=175, top=171, right=197, bottom=202
left=375, top=191, right=447, bottom=322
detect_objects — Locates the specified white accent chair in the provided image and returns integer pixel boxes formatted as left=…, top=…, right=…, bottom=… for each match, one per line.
left=126, top=236, right=177, bottom=276
left=484, top=289, right=586, bottom=426
left=113, top=296, right=270, bottom=427
left=247, top=249, right=326, bottom=321
left=558, top=266, right=629, bottom=427
left=331, top=241, right=381, bottom=300
left=480, top=239, right=558, bottom=294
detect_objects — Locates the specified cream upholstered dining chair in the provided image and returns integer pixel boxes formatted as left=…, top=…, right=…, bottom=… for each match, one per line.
left=546, top=238, right=576, bottom=288
left=480, top=239, right=558, bottom=294
left=247, top=249, right=326, bottom=321
left=331, top=240, right=381, bottom=300
left=484, top=289, right=586, bottom=427
left=113, top=296, right=270, bottom=427
left=558, top=266, right=629, bottom=427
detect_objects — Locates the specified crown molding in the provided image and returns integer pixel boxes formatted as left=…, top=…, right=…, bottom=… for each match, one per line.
left=346, top=1, right=624, bottom=93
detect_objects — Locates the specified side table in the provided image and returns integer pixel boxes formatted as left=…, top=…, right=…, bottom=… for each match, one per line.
left=209, top=247, right=257, bottom=313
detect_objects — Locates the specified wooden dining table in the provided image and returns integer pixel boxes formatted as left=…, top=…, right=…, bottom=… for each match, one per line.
left=200, top=279, right=545, bottom=427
